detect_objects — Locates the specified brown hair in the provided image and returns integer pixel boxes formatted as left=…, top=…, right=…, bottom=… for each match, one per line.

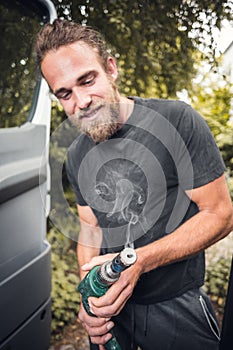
left=35, top=19, right=110, bottom=71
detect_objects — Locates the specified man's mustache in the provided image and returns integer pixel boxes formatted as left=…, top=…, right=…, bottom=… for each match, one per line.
left=71, top=102, right=105, bottom=120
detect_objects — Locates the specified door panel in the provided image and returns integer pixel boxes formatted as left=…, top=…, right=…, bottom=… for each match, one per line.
left=0, top=299, right=51, bottom=350
left=0, top=123, right=47, bottom=204
left=0, top=242, right=51, bottom=345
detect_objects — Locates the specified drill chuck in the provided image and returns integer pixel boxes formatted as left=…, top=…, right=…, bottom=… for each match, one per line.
left=114, top=247, right=137, bottom=269
left=98, top=248, right=137, bottom=285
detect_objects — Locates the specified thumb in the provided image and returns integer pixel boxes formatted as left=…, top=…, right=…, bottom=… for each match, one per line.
left=81, top=262, right=93, bottom=271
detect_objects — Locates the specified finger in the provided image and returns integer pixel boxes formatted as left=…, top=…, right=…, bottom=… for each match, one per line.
left=78, top=305, right=110, bottom=326
left=89, top=280, right=127, bottom=309
left=85, top=320, right=114, bottom=337
left=81, top=253, right=117, bottom=271
left=79, top=310, right=110, bottom=327
left=89, top=274, right=132, bottom=308
left=90, top=332, right=113, bottom=346
left=89, top=284, right=132, bottom=317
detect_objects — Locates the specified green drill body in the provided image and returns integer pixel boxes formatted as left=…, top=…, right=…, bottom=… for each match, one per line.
left=78, top=266, right=120, bottom=350
left=77, top=248, right=137, bottom=350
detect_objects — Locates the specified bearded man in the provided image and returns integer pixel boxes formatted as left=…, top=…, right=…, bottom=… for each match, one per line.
left=36, top=19, right=233, bottom=350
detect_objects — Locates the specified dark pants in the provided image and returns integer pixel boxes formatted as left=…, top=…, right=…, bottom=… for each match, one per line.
left=89, top=288, right=220, bottom=350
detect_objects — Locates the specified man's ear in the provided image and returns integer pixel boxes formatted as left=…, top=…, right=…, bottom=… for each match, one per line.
left=107, top=56, right=118, bottom=81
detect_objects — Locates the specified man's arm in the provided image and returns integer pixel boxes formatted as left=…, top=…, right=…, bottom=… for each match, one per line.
left=137, top=174, right=233, bottom=272
left=77, top=205, right=102, bottom=280
left=77, top=205, right=116, bottom=348
left=88, top=174, right=233, bottom=318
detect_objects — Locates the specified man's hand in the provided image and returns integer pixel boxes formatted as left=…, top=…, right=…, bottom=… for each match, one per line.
left=86, top=260, right=141, bottom=318
left=78, top=253, right=120, bottom=348
left=81, top=253, right=118, bottom=271
left=78, top=251, right=141, bottom=348
left=78, top=302, right=114, bottom=348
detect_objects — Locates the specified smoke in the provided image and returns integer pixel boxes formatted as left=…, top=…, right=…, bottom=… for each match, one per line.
left=95, top=162, right=148, bottom=247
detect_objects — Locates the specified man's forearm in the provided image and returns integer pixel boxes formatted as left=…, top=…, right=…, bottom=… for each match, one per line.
left=136, top=206, right=233, bottom=275
left=77, top=243, right=100, bottom=280
left=136, top=175, right=233, bottom=275
left=77, top=218, right=102, bottom=280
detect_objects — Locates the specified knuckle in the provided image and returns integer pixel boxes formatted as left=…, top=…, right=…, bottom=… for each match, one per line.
left=90, top=336, right=99, bottom=345
left=121, top=288, right=130, bottom=299
left=78, top=311, right=84, bottom=322
left=85, top=324, right=93, bottom=334
left=89, top=257, right=96, bottom=266
left=97, top=308, right=112, bottom=318
left=104, top=298, right=114, bottom=307
left=90, top=324, right=108, bottom=337
left=119, top=276, right=129, bottom=288
left=105, top=305, right=116, bottom=316
left=91, top=337, right=103, bottom=345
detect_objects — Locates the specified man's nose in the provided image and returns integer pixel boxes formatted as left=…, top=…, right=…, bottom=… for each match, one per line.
left=73, top=87, right=92, bottom=110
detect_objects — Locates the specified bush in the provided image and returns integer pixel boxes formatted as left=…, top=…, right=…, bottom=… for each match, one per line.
left=47, top=227, right=80, bottom=341
left=204, top=233, right=233, bottom=320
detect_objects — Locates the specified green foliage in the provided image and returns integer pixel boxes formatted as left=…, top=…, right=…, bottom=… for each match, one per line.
left=2, top=0, right=233, bottom=127
left=53, top=0, right=233, bottom=98
left=189, top=61, right=233, bottom=198
left=48, top=124, right=82, bottom=339
left=47, top=227, right=80, bottom=340
left=190, top=60, right=233, bottom=137
left=205, top=256, right=231, bottom=313
left=205, top=236, right=233, bottom=317
left=0, top=1, right=45, bottom=128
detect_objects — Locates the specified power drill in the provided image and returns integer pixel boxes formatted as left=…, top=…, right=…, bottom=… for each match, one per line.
left=77, top=247, right=137, bottom=350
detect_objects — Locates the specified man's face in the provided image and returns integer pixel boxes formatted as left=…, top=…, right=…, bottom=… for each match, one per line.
left=41, top=41, right=121, bottom=142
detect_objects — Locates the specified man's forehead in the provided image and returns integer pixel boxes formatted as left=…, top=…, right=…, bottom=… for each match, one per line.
left=42, top=41, right=101, bottom=79
left=61, top=41, right=99, bottom=58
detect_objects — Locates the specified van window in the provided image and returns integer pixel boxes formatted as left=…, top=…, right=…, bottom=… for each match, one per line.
left=0, top=0, right=48, bottom=128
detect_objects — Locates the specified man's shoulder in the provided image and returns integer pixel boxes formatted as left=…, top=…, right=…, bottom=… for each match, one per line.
left=131, top=96, right=188, bottom=114
left=130, top=97, right=190, bottom=126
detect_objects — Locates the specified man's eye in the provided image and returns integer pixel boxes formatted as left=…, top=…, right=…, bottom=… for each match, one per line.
left=57, top=91, right=71, bottom=100
left=83, top=76, right=95, bottom=86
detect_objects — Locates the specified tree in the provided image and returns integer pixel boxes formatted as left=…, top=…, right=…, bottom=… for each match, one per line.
left=0, top=0, right=47, bottom=128
left=54, top=0, right=233, bottom=97
left=189, top=58, right=233, bottom=197
left=1, top=0, right=233, bottom=127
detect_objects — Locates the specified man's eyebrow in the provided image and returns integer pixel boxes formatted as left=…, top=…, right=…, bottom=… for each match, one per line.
left=77, top=70, right=96, bottom=82
left=54, top=87, right=68, bottom=97
left=53, top=71, right=96, bottom=96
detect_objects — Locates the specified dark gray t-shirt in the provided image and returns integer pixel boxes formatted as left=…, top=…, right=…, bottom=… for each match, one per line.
left=66, top=97, right=225, bottom=303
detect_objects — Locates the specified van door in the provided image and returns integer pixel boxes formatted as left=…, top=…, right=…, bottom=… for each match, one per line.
left=0, top=0, right=56, bottom=349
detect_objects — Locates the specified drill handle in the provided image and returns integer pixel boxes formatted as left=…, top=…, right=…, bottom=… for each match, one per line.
left=77, top=268, right=121, bottom=350
left=77, top=268, right=98, bottom=316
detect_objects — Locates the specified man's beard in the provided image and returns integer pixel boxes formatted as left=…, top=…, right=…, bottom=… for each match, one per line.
left=68, top=83, right=121, bottom=143
left=84, top=102, right=121, bottom=143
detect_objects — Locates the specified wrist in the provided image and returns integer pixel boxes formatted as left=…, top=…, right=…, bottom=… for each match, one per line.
left=134, top=248, right=146, bottom=275
left=135, top=245, right=158, bottom=274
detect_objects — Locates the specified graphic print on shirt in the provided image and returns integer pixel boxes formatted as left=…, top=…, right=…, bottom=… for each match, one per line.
left=77, top=136, right=170, bottom=248
left=94, top=158, right=148, bottom=247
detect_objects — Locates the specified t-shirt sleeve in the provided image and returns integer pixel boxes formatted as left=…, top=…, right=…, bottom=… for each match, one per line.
left=177, top=103, right=226, bottom=189
left=65, top=142, right=88, bottom=206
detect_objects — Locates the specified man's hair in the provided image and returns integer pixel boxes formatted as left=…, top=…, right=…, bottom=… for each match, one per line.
left=35, top=19, right=110, bottom=71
